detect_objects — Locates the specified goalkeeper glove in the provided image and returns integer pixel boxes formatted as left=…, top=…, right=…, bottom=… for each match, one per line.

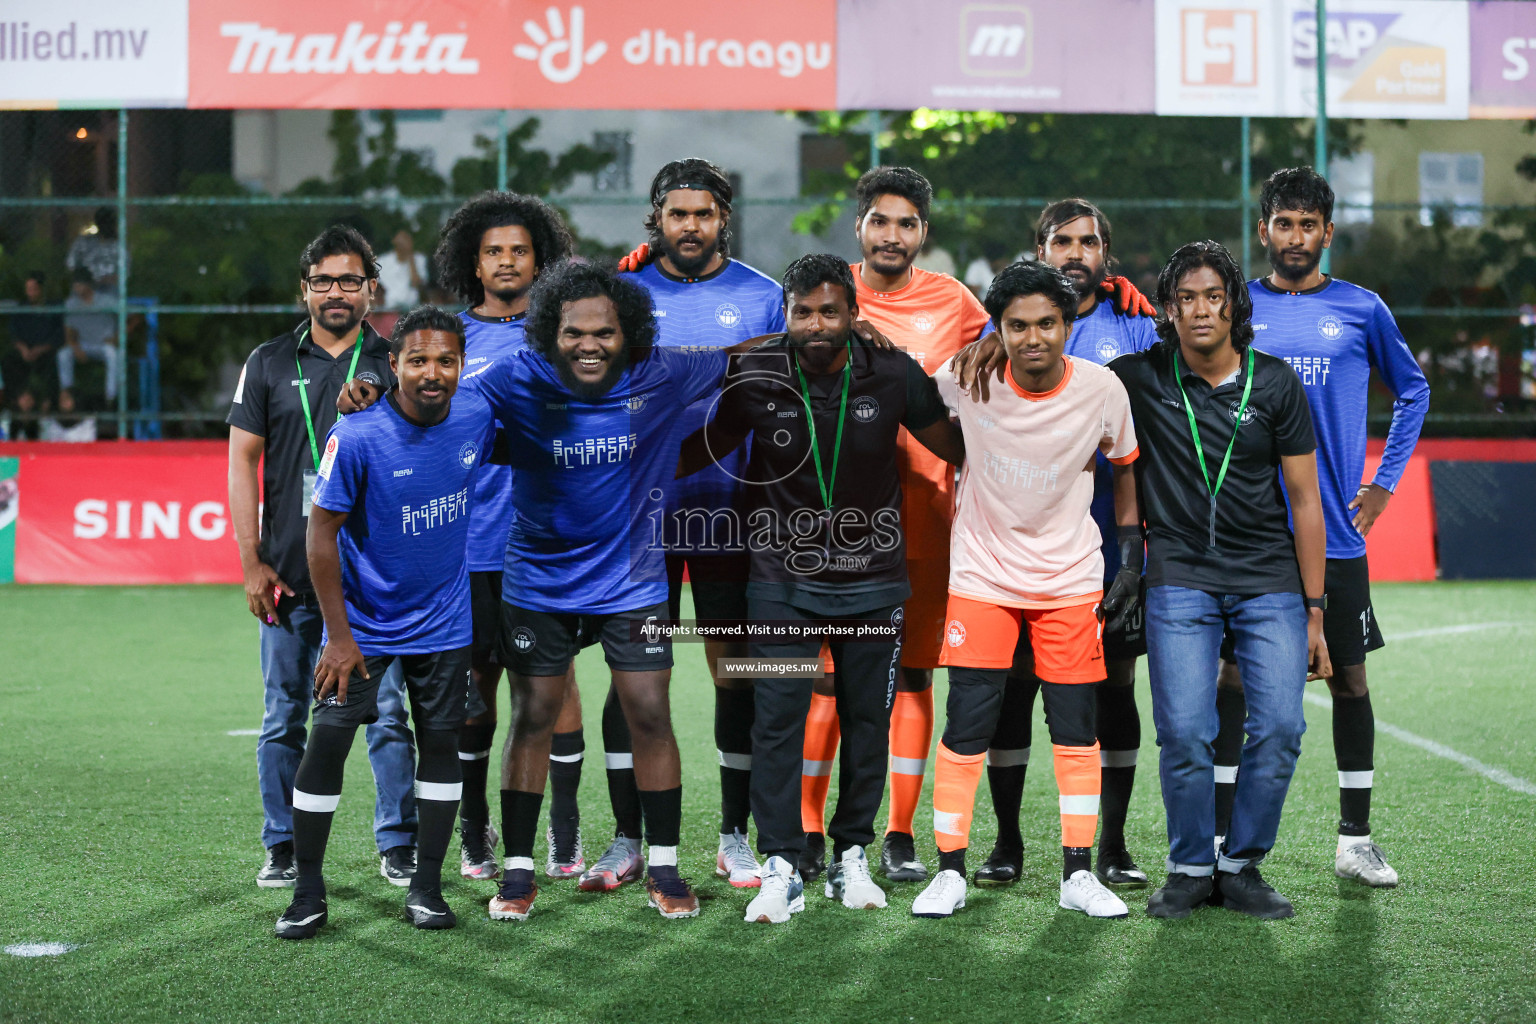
left=616, top=242, right=653, bottom=273
left=1100, top=525, right=1145, bottom=633
left=1100, top=275, right=1157, bottom=318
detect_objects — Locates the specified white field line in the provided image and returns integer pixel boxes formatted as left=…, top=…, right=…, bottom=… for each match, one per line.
left=1303, top=692, right=1536, bottom=795
left=1392, top=621, right=1520, bottom=641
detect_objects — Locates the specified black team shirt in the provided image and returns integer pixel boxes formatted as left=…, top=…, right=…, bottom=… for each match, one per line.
left=1109, top=341, right=1316, bottom=595
left=226, top=319, right=394, bottom=596
left=707, top=337, right=948, bottom=615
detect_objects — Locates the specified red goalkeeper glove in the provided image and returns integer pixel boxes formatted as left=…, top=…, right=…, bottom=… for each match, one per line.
left=616, top=242, right=652, bottom=273
left=1100, top=275, right=1156, bottom=318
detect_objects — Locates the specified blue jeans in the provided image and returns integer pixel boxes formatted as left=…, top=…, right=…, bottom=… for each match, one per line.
left=256, top=597, right=416, bottom=851
left=1145, top=586, right=1308, bottom=875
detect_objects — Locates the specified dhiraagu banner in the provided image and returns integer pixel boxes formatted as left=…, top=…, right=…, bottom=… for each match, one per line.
left=0, top=457, right=17, bottom=583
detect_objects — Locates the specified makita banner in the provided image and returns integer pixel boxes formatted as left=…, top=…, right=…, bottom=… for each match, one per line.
left=1, top=442, right=241, bottom=585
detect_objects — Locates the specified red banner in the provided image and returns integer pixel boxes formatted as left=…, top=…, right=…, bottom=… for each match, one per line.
left=188, top=0, right=837, bottom=110
left=1, top=442, right=241, bottom=585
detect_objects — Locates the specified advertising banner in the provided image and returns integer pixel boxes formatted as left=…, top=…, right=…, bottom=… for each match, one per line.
left=0, top=457, right=16, bottom=584
left=0, top=0, right=188, bottom=109
left=5, top=442, right=241, bottom=585
left=189, top=0, right=836, bottom=110
left=835, top=0, right=1155, bottom=113
left=1470, top=0, right=1536, bottom=118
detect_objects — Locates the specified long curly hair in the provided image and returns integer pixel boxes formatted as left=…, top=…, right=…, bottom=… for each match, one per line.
left=433, top=192, right=574, bottom=306
left=525, top=259, right=656, bottom=363
left=1153, top=240, right=1254, bottom=352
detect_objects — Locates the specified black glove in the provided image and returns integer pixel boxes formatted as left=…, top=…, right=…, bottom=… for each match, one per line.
left=1101, top=525, right=1145, bottom=633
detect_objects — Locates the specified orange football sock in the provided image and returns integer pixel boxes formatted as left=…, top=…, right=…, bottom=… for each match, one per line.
left=1054, top=742, right=1102, bottom=850
left=931, top=743, right=986, bottom=853
left=886, top=688, right=934, bottom=835
left=801, top=692, right=840, bottom=834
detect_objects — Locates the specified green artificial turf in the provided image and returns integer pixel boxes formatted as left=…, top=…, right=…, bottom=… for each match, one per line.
left=1, top=582, right=1533, bottom=1023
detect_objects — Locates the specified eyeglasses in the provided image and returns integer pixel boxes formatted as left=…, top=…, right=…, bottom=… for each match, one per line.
left=304, top=274, right=370, bottom=293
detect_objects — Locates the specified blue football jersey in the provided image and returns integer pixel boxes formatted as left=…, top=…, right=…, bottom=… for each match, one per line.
left=458, top=310, right=527, bottom=572
left=467, top=345, right=730, bottom=615
left=312, top=392, right=496, bottom=655
left=1249, top=278, right=1430, bottom=559
left=624, top=259, right=785, bottom=525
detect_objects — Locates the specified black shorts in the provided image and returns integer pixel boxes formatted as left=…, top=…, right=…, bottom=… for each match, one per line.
left=311, top=646, right=481, bottom=730
left=1101, top=576, right=1148, bottom=661
left=665, top=552, right=749, bottom=627
left=1217, top=556, right=1384, bottom=668
left=499, top=600, right=673, bottom=677
left=470, top=570, right=504, bottom=665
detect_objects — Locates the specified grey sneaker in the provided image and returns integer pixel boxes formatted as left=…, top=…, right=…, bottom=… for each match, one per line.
left=380, top=845, right=416, bottom=887
left=257, top=841, right=297, bottom=888
left=460, top=822, right=500, bottom=881
left=1336, top=839, right=1399, bottom=888
left=577, top=836, right=644, bottom=892
left=545, top=825, right=585, bottom=879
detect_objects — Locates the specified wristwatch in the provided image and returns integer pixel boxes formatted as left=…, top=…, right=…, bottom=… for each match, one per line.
left=1305, top=595, right=1327, bottom=611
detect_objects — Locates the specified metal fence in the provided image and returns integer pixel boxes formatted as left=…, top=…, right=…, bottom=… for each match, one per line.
left=2, top=108, right=1532, bottom=440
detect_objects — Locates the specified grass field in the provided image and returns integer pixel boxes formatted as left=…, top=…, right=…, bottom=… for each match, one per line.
left=2, top=582, right=1534, bottom=1024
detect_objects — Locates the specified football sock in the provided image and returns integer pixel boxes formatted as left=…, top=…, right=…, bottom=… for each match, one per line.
left=412, top=728, right=462, bottom=892
left=714, top=687, right=754, bottom=835
left=639, top=786, right=683, bottom=879
left=1064, top=846, right=1092, bottom=880
left=800, top=691, right=840, bottom=834
left=932, top=743, right=986, bottom=858
left=601, top=687, right=643, bottom=839
left=548, top=728, right=584, bottom=837
left=1214, top=686, right=1247, bottom=839
left=1053, top=742, right=1101, bottom=859
left=292, top=724, right=357, bottom=894
left=938, top=848, right=967, bottom=876
left=456, top=721, right=496, bottom=828
left=1333, top=692, right=1375, bottom=837
left=886, top=687, right=934, bottom=835
left=987, top=674, right=1038, bottom=850
left=500, top=789, right=543, bottom=861
left=1095, top=681, right=1139, bottom=853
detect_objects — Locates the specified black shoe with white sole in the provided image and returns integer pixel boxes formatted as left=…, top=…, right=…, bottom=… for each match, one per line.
left=1214, top=865, right=1295, bottom=920
left=879, top=832, right=927, bottom=882
left=972, top=843, right=1023, bottom=887
left=380, top=845, right=416, bottom=887
left=275, top=890, right=328, bottom=940
left=405, top=887, right=457, bottom=930
left=1095, top=846, right=1150, bottom=888
left=257, top=841, right=297, bottom=888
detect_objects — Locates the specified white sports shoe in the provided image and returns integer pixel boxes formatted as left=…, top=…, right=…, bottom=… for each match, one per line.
left=744, top=856, right=805, bottom=924
left=911, top=869, right=968, bottom=918
left=1336, top=839, right=1399, bottom=888
left=716, top=829, right=762, bottom=889
left=825, top=846, right=887, bottom=910
left=1060, top=869, right=1129, bottom=918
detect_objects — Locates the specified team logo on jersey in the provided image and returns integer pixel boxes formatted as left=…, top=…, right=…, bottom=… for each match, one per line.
left=851, top=396, right=880, bottom=423
left=458, top=441, right=479, bottom=469
left=945, top=619, right=967, bottom=647
left=909, top=310, right=936, bottom=334
left=1096, top=339, right=1120, bottom=362
left=1317, top=315, right=1344, bottom=341
left=318, top=435, right=339, bottom=479
left=976, top=413, right=997, bottom=430
left=1228, top=400, right=1257, bottom=426
left=625, top=392, right=653, bottom=413
left=714, top=303, right=743, bottom=329
left=511, top=626, right=537, bottom=652
left=356, top=371, right=383, bottom=387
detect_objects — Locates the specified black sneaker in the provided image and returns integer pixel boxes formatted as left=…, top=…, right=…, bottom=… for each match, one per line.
left=1095, top=846, right=1150, bottom=888
left=1215, top=865, right=1295, bottom=920
left=380, top=845, right=416, bottom=887
left=257, top=841, right=297, bottom=889
left=972, top=842, right=1023, bottom=888
left=1146, top=872, right=1214, bottom=919
left=798, top=832, right=827, bottom=883
left=405, top=887, right=457, bottom=930
left=879, top=832, right=928, bottom=882
left=274, top=890, right=328, bottom=940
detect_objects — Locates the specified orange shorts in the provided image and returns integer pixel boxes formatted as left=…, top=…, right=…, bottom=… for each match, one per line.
left=938, top=593, right=1105, bottom=684
left=900, top=557, right=949, bottom=669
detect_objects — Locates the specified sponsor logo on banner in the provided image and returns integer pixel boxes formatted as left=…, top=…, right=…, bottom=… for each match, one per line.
left=1181, top=8, right=1258, bottom=85
left=0, top=0, right=189, bottom=108
left=1470, top=0, right=1536, bottom=118
left=960, top=5, right=1032, bottom=77
left=1156, top=0, right=1274, bottom=114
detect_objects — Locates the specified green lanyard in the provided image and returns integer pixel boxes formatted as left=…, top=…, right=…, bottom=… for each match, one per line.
left=295, top=326, right=365, bottom=471
left=1173, top=346, right=1254, bottom=548
left=793, top=341, right=853, bottom=514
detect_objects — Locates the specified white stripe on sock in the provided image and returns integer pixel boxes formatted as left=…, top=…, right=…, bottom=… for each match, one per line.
left=458, top=749, right=491, bottom=761
left=1101, top=749, right=1138, bottom=768
left=292, top=789, right=340, bottom=813
left=933, top=809, right=964, bottom=836
left=986, top=747, right=1030, bottom=767
left=802, top=758, right=833, bottom=777
left=504, top=856, right=535, bottom=872
left=549, top=751, right=585, bottom=763
left=1059, top=794, right=1100, bottom=816
left=415, top=780, right=462, bottom=802
left=648, top=845, right=678, bottom=867
left=1214, top=765, right=1239, bottom=784
left=604, top=752, right=634, bottom=770
left=717, top=750, right=752, bottom=771
left=1338, top=769, right=1374, bottom=789
left=890, top=755, right=927, bottom=776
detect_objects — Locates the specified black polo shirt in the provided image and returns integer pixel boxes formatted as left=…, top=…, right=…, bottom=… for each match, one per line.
left=712, top=337, right=948, bottom=616
left=1109, top=341, right=1315, bottom=595
left=226, top=319, right=394, bottom=595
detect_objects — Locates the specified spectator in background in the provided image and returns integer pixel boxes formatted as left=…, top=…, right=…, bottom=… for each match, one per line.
left=915, top=239, right=959, bottom=278
left=67, top=207, right=120, bottom=291
left=59, top=268, right=118, bottom=408
left=2, top=271, right=62, bottom=436
left=376, top=229, right=428, bottom=310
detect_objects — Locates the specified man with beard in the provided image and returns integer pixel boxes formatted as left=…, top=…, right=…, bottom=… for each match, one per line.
left=593, top=159, right=786, bottom=892
left=229, top=225, right=417, bottom=892
left=1211, top=168, right=1429, bottom=888
left=276, top=306, right=494, bottom=939
left=677, top=254, right=966, bottom=924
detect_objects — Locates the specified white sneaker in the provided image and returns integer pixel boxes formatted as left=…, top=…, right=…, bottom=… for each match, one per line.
left=716, top=829, right=762, bottom=889
left=1336, top=839, right=1399, bottom=888
left=911, top=869, right=968, bottom=918
left=744, top=856, right=805, bottom=924
left=1060, top=869, right=1129, bottom=918
left=825, top=846, right=887, bottom=910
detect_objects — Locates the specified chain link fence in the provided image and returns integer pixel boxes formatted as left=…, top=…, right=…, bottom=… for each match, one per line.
left=2, top=107, right=1532, bottom=440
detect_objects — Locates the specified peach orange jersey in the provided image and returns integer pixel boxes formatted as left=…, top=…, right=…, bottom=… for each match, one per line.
left=851, top=264, right=992, bottom=557
left=934, top=355, right=1138, bottom=607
